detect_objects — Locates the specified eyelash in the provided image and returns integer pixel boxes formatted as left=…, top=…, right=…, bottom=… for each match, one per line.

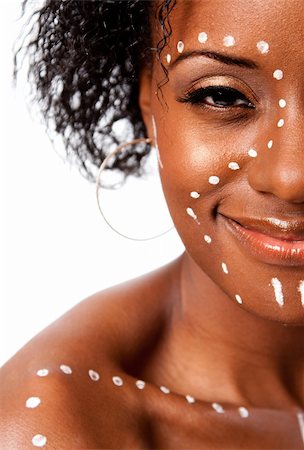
left=177, top=86, right=255, bottom=110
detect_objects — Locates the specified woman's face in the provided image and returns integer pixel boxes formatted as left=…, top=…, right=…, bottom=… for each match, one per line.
left=140, top=0, right=304, bottom=325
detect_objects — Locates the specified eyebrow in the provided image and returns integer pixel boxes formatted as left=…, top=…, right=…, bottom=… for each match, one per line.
left=168, top=50, right=259, bottom=71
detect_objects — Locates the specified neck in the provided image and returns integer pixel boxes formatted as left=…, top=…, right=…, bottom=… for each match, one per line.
left=148, top=252, right=304, bottom=410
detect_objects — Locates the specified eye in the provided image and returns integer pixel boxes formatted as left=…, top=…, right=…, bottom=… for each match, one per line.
left=177, top=86, right=254, bottom=109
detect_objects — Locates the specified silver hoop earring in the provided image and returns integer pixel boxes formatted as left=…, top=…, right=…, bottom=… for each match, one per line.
left=95, top=137, right=175, bottom=241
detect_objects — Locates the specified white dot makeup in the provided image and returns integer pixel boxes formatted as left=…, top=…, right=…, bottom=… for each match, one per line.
left=177, top=40, right=184, bottom=53
left=235, top=294, right=243, bottom=304
left=190, top=191, right=200, bottom=199
left=135, top=380, right=146, bottom=389
left=277, top=119, right=284, bottom=128
left=166, top=53, right=171, bottom=64
left=256, top=40, right=269, bottom=54
left=26, top=397, right=41, bottom=408
left=279, top=98, right=287, bottom=108
left=238, top=406, right=249, bottom=418
left=204, top=234, right=212, bottom=244
left=185, top=394, right=196, bottom=404
left=271, top=277, right=284, bottom=307
left=223, top=35, right=236, bottom=47
left=88, top=369, right=100, bottom=381
left=212, top=402, right=225, bottom=413
left=160, top=386, right=170, bottom=394
left=32, top=434, right=47, bottom=448
left=198, top=31, right=208, bottom=43
left=208, top=175, right=220, bottom=185
left=228, top=162, right=240, bottom=170
left=60, top=364, right=72, bottom=374
left=298, top=280, right=304, bottom=307
left=273, top=69, right=283, bottom=80
left=112, top=376, right=123, bottom=386
left=221, top=262, right=229, bottom=274
left=267, top=140, right=273, bottom=149
left=36, top=369, right=49, bottom=377
left=248, top=148, right=258, bottom=158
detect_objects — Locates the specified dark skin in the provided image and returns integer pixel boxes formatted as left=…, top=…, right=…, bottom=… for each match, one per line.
left=1, top=0, right=304, bottom=448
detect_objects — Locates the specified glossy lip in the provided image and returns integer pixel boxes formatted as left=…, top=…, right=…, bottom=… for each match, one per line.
left=219, top=214, right=304, bottom=267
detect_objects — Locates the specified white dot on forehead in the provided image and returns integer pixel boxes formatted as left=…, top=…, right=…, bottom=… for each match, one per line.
left=60, top=364, right=72, bottom=374
left=36, top=369, right=48, bottom=377
left=228, top=161, right=240, bottom=170
left=221, top=262, right=229, bottom=274
left=238, top=406, right=249, bottom=418
left=212, top=402, right=225, bottom=413
left=223, top=35, right=236, bottom=47
left=256, top=40, right=269, bottom=54
left=204, top=234, right=212, bottom=244
left=88, top=369, right=100, bottom=381
left=186, top=394, right=196, bottom=404
left=273, top=69, right=283, bottom=80
left=279, top=98, right=286, bottom=108
left=235, top=294, right=243, bottom=304
left=112, top=376, right=123, bottom=386
left=32, top=434, right=47, bottom=447
left=208, top=175, right=220, bottom=185
left=160, top=386, right=170, bottom=394
left=26, top=397, right=41, bottom=408
left=166, top=53, right=171, bottom=64
left=190, top=191, right=200, bottom=199
left=198, top=31, right=208, bottom=43
left=248, top=148, right=258, bottom=158
left=267, top=140, right=273, bottom=149
left=177, top=40, right=184, bottom=53
left=135, top=380, right=145, bottom=389
left=277, top=118, right=284, bottom=127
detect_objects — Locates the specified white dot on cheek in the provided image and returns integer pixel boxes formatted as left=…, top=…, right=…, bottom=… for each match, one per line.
left=277, top=119, right=284, bottom=128
left=36, top=369, right=49, bottom=377
left=26, top=397, right=41, bottom=408
left=273, top=69, right=283, bottom=80
left=88, top=369, right=100, bottom=381
left=248, top=148, right=258, bottom=158
left=198, top=31, right=208, bottom=43
left=190, top=191, right=200, bottom=199
left=112, top=376, right=124, bottom=386
left=228, top=162, right=240, bottom=170
left=238, top=406, right=249, bottom=418
left=267, top=140, right=273, bottom=149
left=177, top=40, right=184, bottom=53
left=256, top=40, right=270, bottom=54
left=166, top=53, right=171, bottom=64
left=208, top=176, right=220, bottom=185
left=212, top=402, right=225, bottom=413
left=204, top=234, right=212, bottom=244
left=221, top=262, right=229, bottom=274
left=135, top=380, right=146, bottom=389
left=279, top=98, right=286, bottom=108
left=223, top=35, right=236, bottom=47
left=32, top=434, right=47, bottom=447
left=60, top=364, right=72, bottom=374
left=235, top=294, right=243, bottom=304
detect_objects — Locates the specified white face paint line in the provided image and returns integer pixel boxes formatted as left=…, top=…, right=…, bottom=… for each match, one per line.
left=32, top=434, right=47, bottom=448
left=221, top=262, right=229, bottom=274
left=60, top=364, right=72, bottom=374
left=190, top=191, right=200, bottom=199
left=238, top=406, right=249, bottom=418
left=235, top=294, right=243, bottom=304
left=186, top=207, right=200, bottom=224
left=277, top=119, right=284, bottom=128
left=26, top=397, right=41, bottom=408
left=267, top=140, right=273, bottom=149
left=151, top=114, right=163, bottom=169
left=212, top=402, right=225, bottom=413
left=223, top=35, right=236, bottom=47
left=279, top=98, right=286, bottom=108
left=208, top=175, right=220, bottom=185
left=248, top=148, right=258, bottom=158
left=204, top=234, right=212, bottom=244
left=271, top=277, right=284, bottom=307
left=88, top=369, right=100, bottom=381
left=256, top=41, right=269, bottom=54
left=228, top=161, right=240, bottom=170
left=273, top=69, right=283, bottom=80
left=198, top=32, right=208, bottom=43
left=166, top=53, right=171, bottom=64
left=297, top=280, right=304, bottom=307
left=177, top=40, right=184, bottom=53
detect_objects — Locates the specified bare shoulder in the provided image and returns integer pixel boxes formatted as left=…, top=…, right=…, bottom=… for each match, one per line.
left=0, top=257, right=181, bottom=448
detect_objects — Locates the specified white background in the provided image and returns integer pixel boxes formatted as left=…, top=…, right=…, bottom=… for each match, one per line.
left=1, top=1, right=184, bottom=367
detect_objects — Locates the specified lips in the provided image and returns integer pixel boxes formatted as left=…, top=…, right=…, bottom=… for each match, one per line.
left=219, top=214, right=304, bottom=266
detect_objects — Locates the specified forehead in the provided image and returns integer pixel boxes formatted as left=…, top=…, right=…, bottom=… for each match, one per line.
left=157, top=0, right=304, bottom=59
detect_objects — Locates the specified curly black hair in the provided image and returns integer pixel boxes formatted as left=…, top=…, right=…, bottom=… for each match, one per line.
left=15, top=0, right=177, bottom=182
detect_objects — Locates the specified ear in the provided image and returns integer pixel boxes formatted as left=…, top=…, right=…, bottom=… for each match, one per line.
left=138, top=68, right=154, bottom=142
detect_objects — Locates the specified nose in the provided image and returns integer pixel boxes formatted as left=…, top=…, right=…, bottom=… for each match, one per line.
left=247, top=119, right=304, bottom=204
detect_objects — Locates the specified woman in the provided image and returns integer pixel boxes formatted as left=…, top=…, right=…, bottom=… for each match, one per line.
left=1, top=0, right=304, bottom=448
